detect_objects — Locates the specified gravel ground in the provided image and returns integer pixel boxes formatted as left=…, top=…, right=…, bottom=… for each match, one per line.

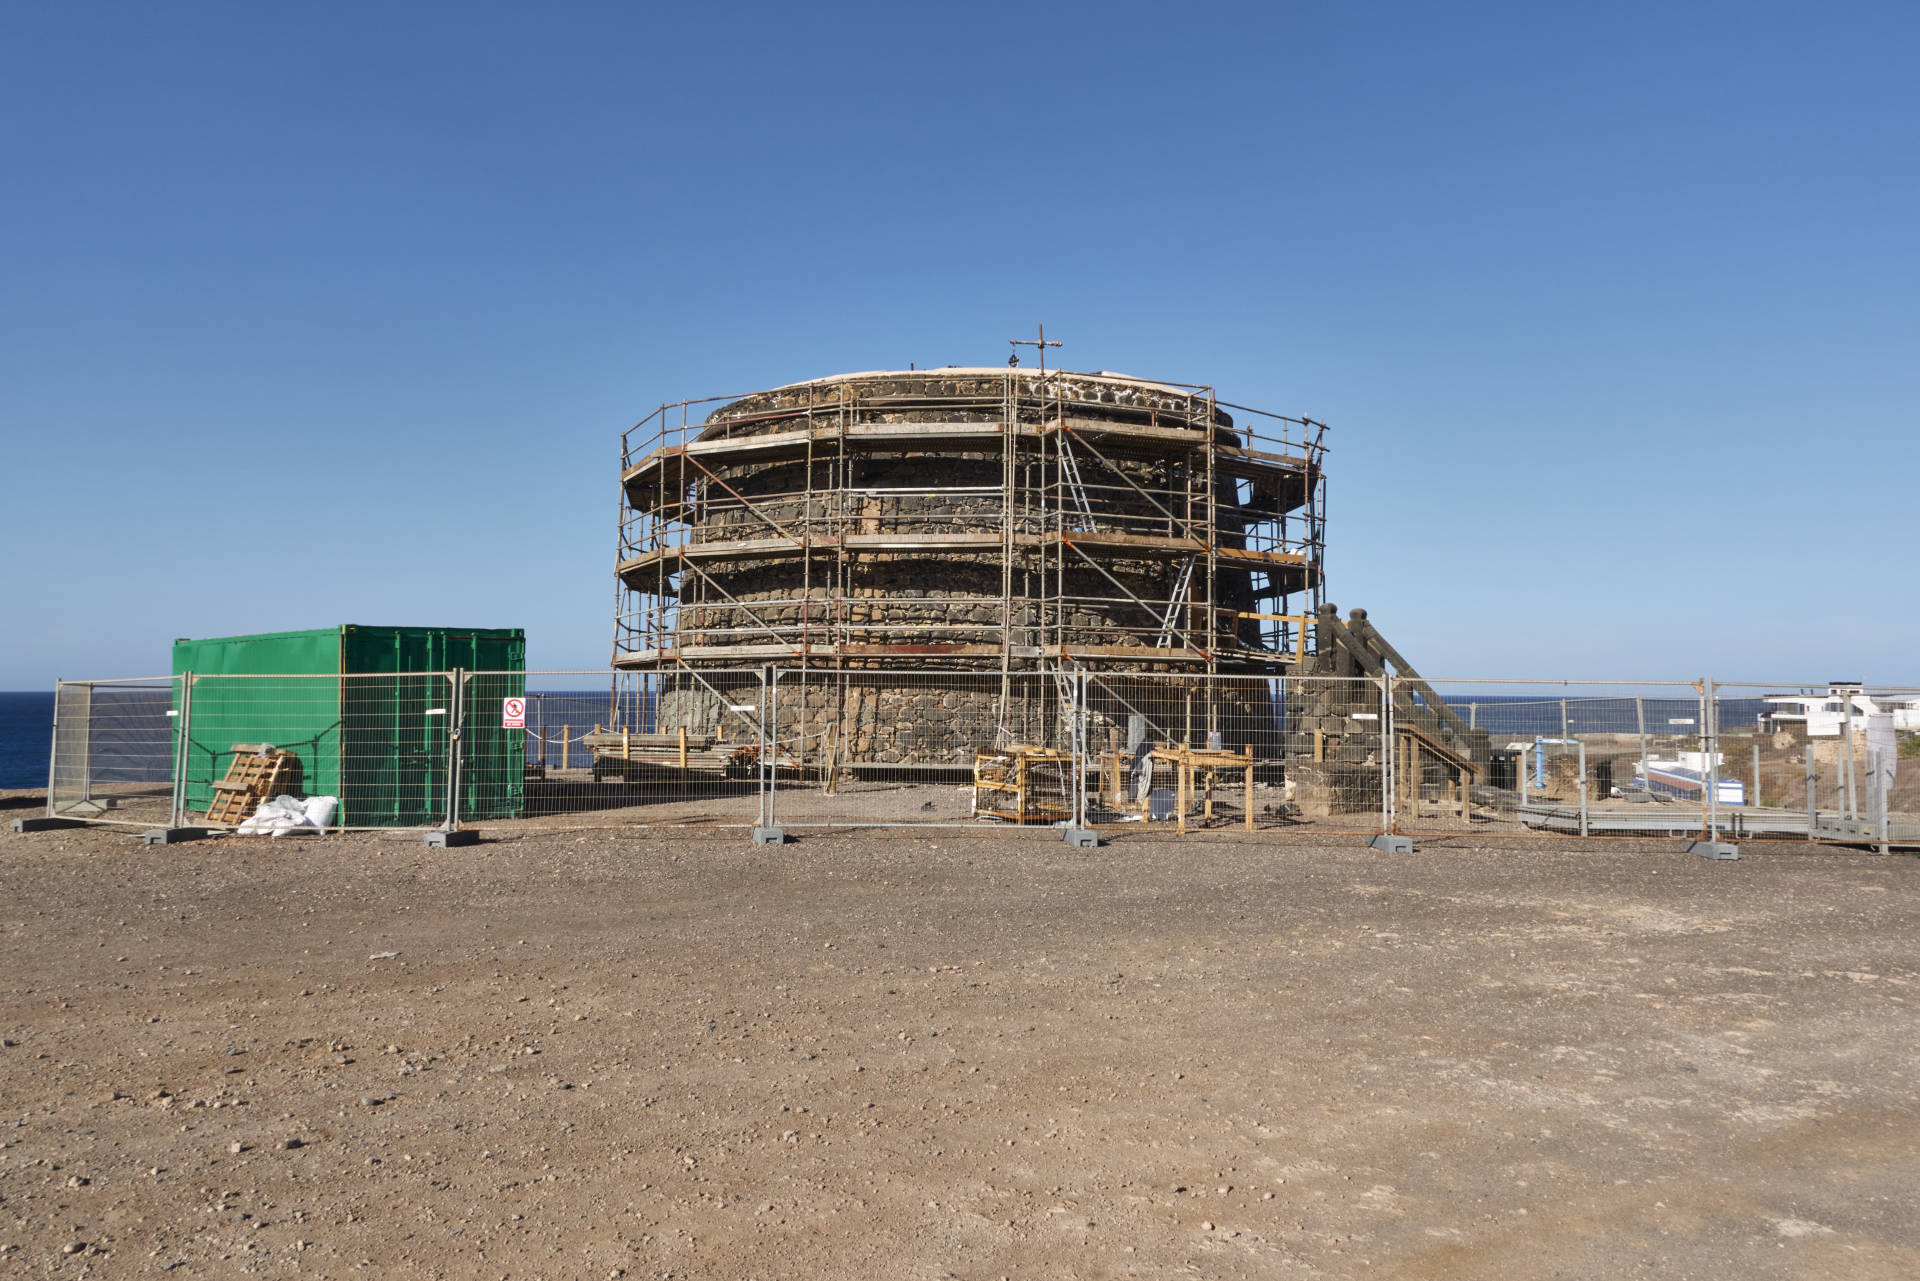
left=1, top=787, right=1915, bottom=1279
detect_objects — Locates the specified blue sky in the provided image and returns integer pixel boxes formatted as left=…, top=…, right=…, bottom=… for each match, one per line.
left=4, top=1, right=1915, bottom=686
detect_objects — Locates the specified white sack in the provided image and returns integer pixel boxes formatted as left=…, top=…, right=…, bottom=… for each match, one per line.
left=238, top=794, right=318, bottom=838
left=302, top=795, right=338, bottom=833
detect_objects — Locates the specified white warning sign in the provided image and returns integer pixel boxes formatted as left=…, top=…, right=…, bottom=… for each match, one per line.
left=502, top=697, right=526, bottom=729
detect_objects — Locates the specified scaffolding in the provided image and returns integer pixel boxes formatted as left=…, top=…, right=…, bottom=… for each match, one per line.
left=613, top=368, right=1327, bottom=711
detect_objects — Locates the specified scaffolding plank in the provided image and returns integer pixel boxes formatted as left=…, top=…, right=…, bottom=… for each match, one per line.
left=624, top=418, right=1312, bottom=493
left=622, top=421, right=1011, bottom=490
left=620, top=530, right=1310, bottom=589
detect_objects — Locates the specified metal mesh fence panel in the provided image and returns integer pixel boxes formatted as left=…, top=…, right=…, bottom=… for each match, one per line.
left=177, top=673, right=454, bottom=831
left=1713, top=681, right=1920, bottom=848
left=33, top=666, right=1916, bottom=849
left=458, top=669, right=766, bottom=830
left=1395, top=680, right=1716, bottom=839
left=768, top=669, right=1074, bottom=829
left=45, top=678, right=178, bottom=828
left=1079, top=672, right=1385, bottom=834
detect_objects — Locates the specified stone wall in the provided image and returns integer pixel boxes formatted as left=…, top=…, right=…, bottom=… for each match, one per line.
left=775, top=675, right=1064, bottom=768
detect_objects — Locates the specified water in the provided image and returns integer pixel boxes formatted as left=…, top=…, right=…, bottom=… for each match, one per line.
left=0, top=692, right=55, bottom=788
left=1425, top=692, right=1771, bottom=738
left=523, top=689, right=650, bottom=767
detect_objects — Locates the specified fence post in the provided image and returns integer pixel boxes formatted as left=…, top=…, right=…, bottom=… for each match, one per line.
left=762, top=666, right=775, bottom=831
left=1804, top=726, right=1816, bottom=840
left=1577, top=739, right=1589, bottom=838
left=79, top=682, right=96, bottom=814
left=1696, top=680, right=1710, bottom=840
left=1381, top=675, right=1396, bottom=836
left=1635, top=696, right=1647, bottom=797
left=1876, top=745, right=1890, bottom=856
left=447, top=670, right=465, bottom=832
left=43, top=682, right=62, bottom=819
left=1082, top=667, right=1093, bottom=831
left=753, top=666, right=782, bottom=843
left=1840, top=695, right=1857, bottom=825
left=1704, top=677, right=1719, bottom=839
left=172, top=673, right=194, bottom=828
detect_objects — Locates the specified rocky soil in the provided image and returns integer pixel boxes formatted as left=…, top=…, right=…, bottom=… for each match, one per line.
left=1, top=789, right=1915, bottom=1279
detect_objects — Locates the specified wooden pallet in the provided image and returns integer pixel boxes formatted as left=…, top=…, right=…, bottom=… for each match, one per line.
left=205, top=745, right=294, bottom=825
left=972, top=745, right=1077, bottom=824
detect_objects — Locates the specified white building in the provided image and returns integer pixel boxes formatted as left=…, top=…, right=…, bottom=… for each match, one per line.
left=1760, top=689, right=1920, bottom=737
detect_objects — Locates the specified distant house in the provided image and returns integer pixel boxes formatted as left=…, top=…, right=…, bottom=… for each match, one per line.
left=1759, top=689, right=1920, bottom=737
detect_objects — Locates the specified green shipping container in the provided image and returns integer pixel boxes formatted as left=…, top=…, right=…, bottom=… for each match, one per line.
left=171, top=625, right=525, bottom=827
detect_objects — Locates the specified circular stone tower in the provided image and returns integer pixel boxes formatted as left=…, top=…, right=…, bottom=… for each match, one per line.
left=615, top=367, right=1326, bottom=763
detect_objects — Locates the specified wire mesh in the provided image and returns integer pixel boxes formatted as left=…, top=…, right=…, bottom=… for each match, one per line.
left=768, top=669, right=1075, bottom=828
left=45, top=678, right=178, bottom=828
left=33, top=667, right=1918, bottom=848
left=1711, top=681, right=1920, bottom=847
left=1393, top=681, right=1719, bottom=839
left=177, top=673, right=455, bottom=831
left=457, top=669, right=767, bottom=830
left=1077, top=672, right=1385, bottom=833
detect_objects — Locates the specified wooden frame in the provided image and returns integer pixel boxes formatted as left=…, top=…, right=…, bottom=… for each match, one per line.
left=972, top=746, right=1077, bottom=825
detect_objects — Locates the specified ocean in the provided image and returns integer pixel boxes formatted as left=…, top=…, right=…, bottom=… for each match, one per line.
left=1, top=692, right=55, bottom=789
left=1414, top=692, right=1769, bottom=738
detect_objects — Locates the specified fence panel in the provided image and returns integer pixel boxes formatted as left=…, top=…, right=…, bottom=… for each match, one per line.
left=35, top=667, right=1916, bottom=848
left=458, top=669, right=766, bottom=830
left=176, top=673, right=453, bottom=831
left=1391, top=680, right=1717, bottom=839
left=768, top=668, right=1074, bottom=829
left=1078, top=672, right=1386, bottom=833
left=45, top=678, right=178, bottom=828
left=1712, top=681, right=1920, bottom=847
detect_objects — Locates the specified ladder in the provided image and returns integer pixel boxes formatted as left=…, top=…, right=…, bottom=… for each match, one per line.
left=1155, top=558, right=1196, bottom=648
left=1049, top=664, right=1079, bottom=727
left=1058, top=436, right=1094, bottom=530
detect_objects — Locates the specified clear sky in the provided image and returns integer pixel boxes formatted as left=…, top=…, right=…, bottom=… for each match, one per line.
left=4, top=1, right=1915, bottom=687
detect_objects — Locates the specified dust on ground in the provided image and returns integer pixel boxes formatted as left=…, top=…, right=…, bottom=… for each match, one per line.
left=2, top=789, right=1915, bottom=1279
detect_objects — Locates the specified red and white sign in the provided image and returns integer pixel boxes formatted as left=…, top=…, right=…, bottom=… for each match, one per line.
left=502, top=697, right=526, bottom=729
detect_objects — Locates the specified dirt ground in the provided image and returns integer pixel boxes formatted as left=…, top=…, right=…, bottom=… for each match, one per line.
left=1, top=788, right=1916, bottom=1280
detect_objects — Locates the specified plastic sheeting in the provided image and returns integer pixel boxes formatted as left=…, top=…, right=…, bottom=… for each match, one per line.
left=237, top=794, right=338, bottom=837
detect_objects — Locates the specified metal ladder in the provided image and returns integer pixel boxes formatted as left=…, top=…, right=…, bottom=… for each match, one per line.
left=1058, top=436, right=1094, bottom=530
left=1155, top=557, right=1196, bottom=648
